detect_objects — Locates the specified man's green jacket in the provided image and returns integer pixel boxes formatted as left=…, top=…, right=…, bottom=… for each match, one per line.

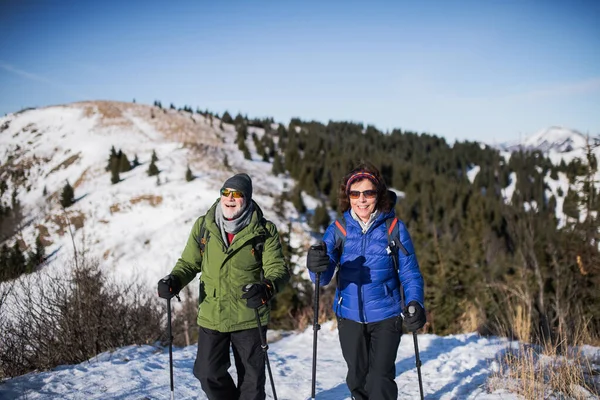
left=170, top=200, right=289, bottom=332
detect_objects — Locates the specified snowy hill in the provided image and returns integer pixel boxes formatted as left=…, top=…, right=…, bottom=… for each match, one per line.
left=496, top=126, right=599, bottom=155
left=0, top=101, right=310, bottom=290
left=0, top=320, right=528, bottom=400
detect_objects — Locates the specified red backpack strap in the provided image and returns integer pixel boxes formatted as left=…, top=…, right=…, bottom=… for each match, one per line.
left=333, top=216, right=347, bottom=256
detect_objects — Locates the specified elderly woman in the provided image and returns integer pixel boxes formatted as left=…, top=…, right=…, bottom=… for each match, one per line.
left=307, top=162, right=426, bottom=400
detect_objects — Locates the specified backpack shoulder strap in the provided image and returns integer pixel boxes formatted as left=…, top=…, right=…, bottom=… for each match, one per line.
left=333, top=215, right=347, bottom=257
left=253, top=217, right=268, bottom=264
left=386, top=217, right=409, bottom=273
left=197, top=217, right=209, bottom=255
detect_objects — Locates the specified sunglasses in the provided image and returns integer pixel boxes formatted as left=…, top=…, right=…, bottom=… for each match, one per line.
left=348, top=190, right=377, bottom=199
left=220, top=188, right=244, bottom=198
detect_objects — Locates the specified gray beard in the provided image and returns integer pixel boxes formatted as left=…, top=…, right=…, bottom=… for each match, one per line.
left=222, top=204, right=243, bottom=219
left=215, top=201, right=255, bottom=246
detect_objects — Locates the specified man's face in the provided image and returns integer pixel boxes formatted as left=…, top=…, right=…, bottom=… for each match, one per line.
left=220, top=188, right=246, bottom=219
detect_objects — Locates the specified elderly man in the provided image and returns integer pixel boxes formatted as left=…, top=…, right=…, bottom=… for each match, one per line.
left=158, top=173, right=289, bottom=400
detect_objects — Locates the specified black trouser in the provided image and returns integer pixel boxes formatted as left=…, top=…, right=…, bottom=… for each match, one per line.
left=337, top=316, right=402, bottom=400
left=193, top=326, right=266, bottom=400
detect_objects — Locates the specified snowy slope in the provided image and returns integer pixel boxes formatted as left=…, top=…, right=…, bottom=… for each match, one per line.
left=0, top=321, right=529, bottom=400
left=0, top=101, right=309, bottom=292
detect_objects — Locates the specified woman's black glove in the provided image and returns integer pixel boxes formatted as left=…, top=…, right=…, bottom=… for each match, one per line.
left=241, top=280, right=274, bottom=309
left=307, top=243, right=330, bottom=273
left=403, top=301, right=426, bottom=332
left=157, top=274, right=181, bottom=299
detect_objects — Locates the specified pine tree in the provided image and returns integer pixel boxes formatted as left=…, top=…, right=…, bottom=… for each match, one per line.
left=151, top=150, right=158, bottom=163
left=60, top=182, right=75, bottom=208
left=147, top=160, right=159, bottom=177
left=106, top=146, right=118, bottom=171
left=221, top=111, right=233, bottom=124
left=9, top=241, right=26, bottom=278
left=185, top=165, right=194, bottom=182
left=311, top=203, right=331, bottom=232
left=26, top=234, right=45, bottom=273
left=291, top=187, right=306, bottom=214
left=272, top=153, right=284, bottom=175
left=119, top=152, right=131, bottom=172
left=111, top=166, right=120, bottom=184
left=132, top=154, right=140, bottom=168
left=0, top=244, right=10, bottom=281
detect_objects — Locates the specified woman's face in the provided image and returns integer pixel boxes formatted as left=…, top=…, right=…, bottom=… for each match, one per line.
left=348, top=179, right=377, bottom=223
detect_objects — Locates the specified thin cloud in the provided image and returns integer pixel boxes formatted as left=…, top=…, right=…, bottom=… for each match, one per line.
left=447, top=77, right=600, bottom=104
left=516, top=78, right=600, bottom=100
left=0, top=61, right=89, bottom=99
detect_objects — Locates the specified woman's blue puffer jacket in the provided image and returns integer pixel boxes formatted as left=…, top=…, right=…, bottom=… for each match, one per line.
left=310, top=208, right=425, bottom=324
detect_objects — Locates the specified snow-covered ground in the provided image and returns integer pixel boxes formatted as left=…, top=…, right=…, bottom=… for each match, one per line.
left=0, top=321, right=525, bottom=400
left=2, top=103, right=599, bottom=399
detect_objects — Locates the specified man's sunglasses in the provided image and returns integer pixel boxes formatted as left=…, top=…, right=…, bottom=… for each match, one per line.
left=348, top=190, right=377, bottom=199
left=220, top=188, right=244, bottom=198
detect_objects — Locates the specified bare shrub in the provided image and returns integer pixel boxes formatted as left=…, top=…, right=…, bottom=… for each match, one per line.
left=488, top=319, right=599, bottom=399
left=0, top=258, right=164, bottom=378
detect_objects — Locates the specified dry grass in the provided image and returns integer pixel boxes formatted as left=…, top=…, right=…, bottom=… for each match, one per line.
left=47, top=211, right=86, bottom=235
left=488, top=318, right=599, bottom=399
left=130, top=194, right=163, bottom=207
left=35, top=224, right=53, bottom=247
left=46, top=153, right=80, bottom=176
left=73, top=167, right=91, bottom=189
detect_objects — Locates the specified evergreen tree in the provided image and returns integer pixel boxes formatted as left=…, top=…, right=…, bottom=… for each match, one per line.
left=151, top=150, right=158, bottom=163
left=119, top=152, right=131, bottom=172
left=0, top=244, right=10, bottom=281
left=147, top=160, right=159, bottom=177
left=221, top=111, right=233, bottom=124
left=60, top=182, right=75, bottom=208
left=311, top=203, right=330, bottom=232
left=26, top=234, right=45, bottom=273
left=291, top=187, right=306, bottom=214
left=106, top=146, right=118, bottom=171
left=9, top=241, right=26, bottom=279
left=132, top=154, right=140, bottom=168
left=185, top=165, right=194, bottom=182
left=111, top=166, right=121, bottom=184
left=272, top=153, right=284, bottom=175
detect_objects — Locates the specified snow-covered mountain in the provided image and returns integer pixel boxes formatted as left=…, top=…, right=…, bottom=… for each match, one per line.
left=496, top=126, right=599, bottom=154
left=0, top=101, right=311, bottom=290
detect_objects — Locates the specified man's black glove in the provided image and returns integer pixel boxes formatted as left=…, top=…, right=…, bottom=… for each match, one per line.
left=403, top=301, right=426, bottom=332
left=307, top=242, right=330, bottom=273
left=157, top=274, right=181, bottom=299
left=241, top=280, right=274, bottom=309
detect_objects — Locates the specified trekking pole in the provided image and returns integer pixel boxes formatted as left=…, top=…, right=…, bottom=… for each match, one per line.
left=310, top=272, right=321, bottom=399
left=408, top=305, right=424, bottom=400
left=255, top=308, right=278, bottom=400
left=167, top=297, right=175, bottom=400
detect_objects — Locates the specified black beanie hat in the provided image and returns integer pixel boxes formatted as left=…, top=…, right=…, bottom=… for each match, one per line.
left=221, top=173, right=252, bottom=200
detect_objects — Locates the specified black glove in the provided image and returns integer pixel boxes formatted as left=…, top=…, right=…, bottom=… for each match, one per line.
left=307, top=243, right=330, bottom=273
left=241, top=280, right=274, bottom=309
left=157, top=274, right=181, bottom=299
left=403, top=301, right=426, bottom=332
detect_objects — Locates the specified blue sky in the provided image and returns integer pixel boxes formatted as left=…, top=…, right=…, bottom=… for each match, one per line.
left=1, top=0, right=599, bottom=143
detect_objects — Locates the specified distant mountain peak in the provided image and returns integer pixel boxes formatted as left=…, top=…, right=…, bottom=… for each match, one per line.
left=497, top=126, right=599, bottom=154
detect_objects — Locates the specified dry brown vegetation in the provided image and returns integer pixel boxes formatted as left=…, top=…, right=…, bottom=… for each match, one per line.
left=46, top=211, right=86, bottom=235
left=130, top=194, right=163, bottom=207
left=487, top=308, right=599, bottom=399
left=46, top=153, right=80, bottom=176
left=0, top=257, right=165, bottom=378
